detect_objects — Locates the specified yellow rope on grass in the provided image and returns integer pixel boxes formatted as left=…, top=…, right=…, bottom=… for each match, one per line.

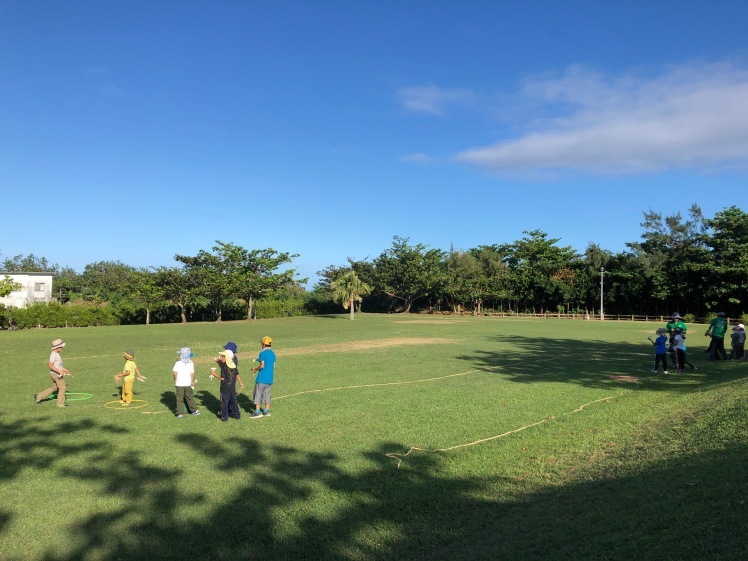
left=385, top=394, right=624, bottom=468
left=273, top=365, right=503, bottom=401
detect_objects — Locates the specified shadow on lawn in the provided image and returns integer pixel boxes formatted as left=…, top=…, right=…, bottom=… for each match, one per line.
left=457, top=335, right=747, bottom=393
left=1, top=411, right=746, bottom=561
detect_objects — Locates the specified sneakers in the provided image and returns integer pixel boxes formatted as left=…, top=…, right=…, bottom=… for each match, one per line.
left=651, top=369, right=657, bottom=373
left=176, top=414, right=184, bottom=418
left=663, top=370, right=669, bottom=374
left=34, top=393, right=40, bottom=404
left=262, top=409, right=271, bottom=417
left=190, top=410, right=201, bottom=416
left=249, top=410, right=264, bottom=419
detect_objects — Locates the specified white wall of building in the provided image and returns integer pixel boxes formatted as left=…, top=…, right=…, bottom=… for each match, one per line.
left=0, top=272, right=54, bottom=308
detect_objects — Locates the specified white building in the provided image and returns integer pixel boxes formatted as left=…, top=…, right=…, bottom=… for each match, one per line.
left=0, top=272, right=54, bottom=308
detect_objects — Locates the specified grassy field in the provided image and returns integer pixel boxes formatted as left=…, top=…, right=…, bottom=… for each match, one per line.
left=1, top=314, right=746, bottom=560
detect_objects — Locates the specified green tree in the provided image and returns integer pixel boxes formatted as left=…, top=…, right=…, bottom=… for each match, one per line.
left=469, top=245, right=511, bottom=311
left=1, top=253, right=58, bottom=272
left=130, top=268, right=165, bottom=325
left=702, top=205, right=748, bottom=312
left=81, top=261, right=136, bottom=303
left=443, top=249, right=483, bottom=314
left=0, top=275, right=23, bottom=298
left=626, top=205, right=708, bottom=314
left=212, top=241, right=303, bottom=321
left=174, top=248, right=233, bottom=322
left=156, top=267, right=198, bottom=323
left=504, top=230, right=578, bottom=313
left=373, top=236, right=446, bottom=313
left=330, top=270, right=371, bottom=319
left=54, top=267, right=82, bottom=303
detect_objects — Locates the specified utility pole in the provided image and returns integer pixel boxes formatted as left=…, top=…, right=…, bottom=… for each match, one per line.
left=600, top=267, right=605, bottom=321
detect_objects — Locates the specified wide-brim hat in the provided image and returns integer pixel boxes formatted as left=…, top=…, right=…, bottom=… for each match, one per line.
left=51, top=338, right=66, bottom=350
left=177, top=347, right=193, bottom=363
left=218, top=349, right=236, bottom=368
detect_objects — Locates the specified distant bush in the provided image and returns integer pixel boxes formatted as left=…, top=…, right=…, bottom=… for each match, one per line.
left=683, top=313, right=696, bottom=323
left=8, top=301, right=119, bottom=329
left=255, top=297, right=308, bottom=319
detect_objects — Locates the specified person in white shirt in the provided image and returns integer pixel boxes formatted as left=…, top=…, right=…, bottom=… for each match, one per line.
left=173, top=347, right=200, bottom=418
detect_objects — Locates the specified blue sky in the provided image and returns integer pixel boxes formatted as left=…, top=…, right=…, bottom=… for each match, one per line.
left=2, top=1, right=747, bottom=286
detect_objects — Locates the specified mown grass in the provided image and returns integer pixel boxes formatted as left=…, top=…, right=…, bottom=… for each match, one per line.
left=0, top=315, right=746, bottom=560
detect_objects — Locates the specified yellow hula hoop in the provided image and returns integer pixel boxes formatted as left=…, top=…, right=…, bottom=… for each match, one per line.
left=104, top=399, right=148, bottom=410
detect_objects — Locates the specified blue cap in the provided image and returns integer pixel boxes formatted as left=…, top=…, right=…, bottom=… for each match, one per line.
left=224, top=341, right=238, bottom=353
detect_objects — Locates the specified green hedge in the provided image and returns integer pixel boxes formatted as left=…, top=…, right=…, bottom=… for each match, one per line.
left=255, top=298, right=308, bottom=319
left=8, top=302, right=120, bottom=329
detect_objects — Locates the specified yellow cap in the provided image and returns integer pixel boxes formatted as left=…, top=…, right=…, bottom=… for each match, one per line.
left=261, top=336, right=272, bottom=346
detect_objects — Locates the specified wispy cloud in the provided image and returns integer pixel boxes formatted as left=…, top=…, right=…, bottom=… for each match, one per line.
left=100, top=84, right=126, bottom=97
left=399, top=153, right=435, bottom=164
left=396, top=84, right=475, bottom=116
left=455, top=61, right=748, bottom=175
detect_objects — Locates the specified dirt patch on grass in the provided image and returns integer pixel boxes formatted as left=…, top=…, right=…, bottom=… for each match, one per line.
left=191, top=337, right=453, bottom=366
left=278, top=337, right=453, bottom=356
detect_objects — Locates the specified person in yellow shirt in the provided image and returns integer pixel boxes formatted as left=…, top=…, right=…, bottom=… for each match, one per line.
left=115, top=349, right=144, bottom=406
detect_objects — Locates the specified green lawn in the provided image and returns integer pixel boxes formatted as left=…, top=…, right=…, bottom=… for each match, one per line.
left=1, top=315, right=746, bottom=560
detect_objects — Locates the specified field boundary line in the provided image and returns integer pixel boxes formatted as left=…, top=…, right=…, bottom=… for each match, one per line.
left=273, top=365, right=502, bottom=401
left=385, top=393, right=625, bottom=468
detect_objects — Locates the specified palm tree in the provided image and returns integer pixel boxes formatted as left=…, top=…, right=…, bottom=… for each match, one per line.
left=330, top=271, right=371, bottom=320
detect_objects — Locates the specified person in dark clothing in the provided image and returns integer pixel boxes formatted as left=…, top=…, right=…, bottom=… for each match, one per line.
left=213, top=349, right=244, bottom=421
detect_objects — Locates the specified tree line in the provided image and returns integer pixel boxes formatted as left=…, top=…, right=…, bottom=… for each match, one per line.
left=2, top=205, right=747, bottom=327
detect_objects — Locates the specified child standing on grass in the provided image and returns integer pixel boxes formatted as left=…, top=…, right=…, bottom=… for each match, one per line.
left=116, top=350, right=144, bottom=406
left=35, top=338, right=72, bottom=407
left=214, top=349, right=244, bottom=421
left=729, top=326, right=745, bottom=360
left=648, top=328, right=669, bottom=375
left=173, top=347, right=200, bottom=418
left=672, top=328, right=687, bottom=373
left=250, top=336, right=276, bottom=419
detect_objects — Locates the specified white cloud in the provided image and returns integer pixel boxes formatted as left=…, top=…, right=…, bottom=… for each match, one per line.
left=396, top=84, right=475, bottom=116
left=455, top=61, right=748, bottom=174
left=400, top=153, right=435, bottom=164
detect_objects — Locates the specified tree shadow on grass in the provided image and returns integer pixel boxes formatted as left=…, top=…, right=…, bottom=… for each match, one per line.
left=1, top=408, right=746, bottom=560
left=457, top=335, right=747, bottom=393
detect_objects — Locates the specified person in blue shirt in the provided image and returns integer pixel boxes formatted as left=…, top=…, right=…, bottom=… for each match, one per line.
left=249, top=336, right=276, bottom=419
left=648, top=328, right=669, bottom=375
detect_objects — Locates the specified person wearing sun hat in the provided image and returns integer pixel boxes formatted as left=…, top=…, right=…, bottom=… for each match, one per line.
left=729, top=325, right=745, bottom=360
left=34, top=338, right=72, bottom=407
left=223, top=341, right=239, bottom=366
left=117, top=349, right=144, bottom=406
left=665, top=313, right=697, bottom=370
left=173, top=347, right=200, bottom=418
left=213, top=348, right=244, bottom=421
left=648, top=328, right=669, bottom=375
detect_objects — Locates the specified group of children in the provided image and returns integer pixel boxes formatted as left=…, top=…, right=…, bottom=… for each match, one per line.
left=34, top=336, right=277, bottom=420
left=648, top=312, right=745, bottom=374
left=160, top=336, right=277, bottom=420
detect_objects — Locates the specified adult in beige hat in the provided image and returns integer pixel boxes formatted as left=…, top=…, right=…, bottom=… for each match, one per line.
left=34, top=338, right=72, bottom=407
